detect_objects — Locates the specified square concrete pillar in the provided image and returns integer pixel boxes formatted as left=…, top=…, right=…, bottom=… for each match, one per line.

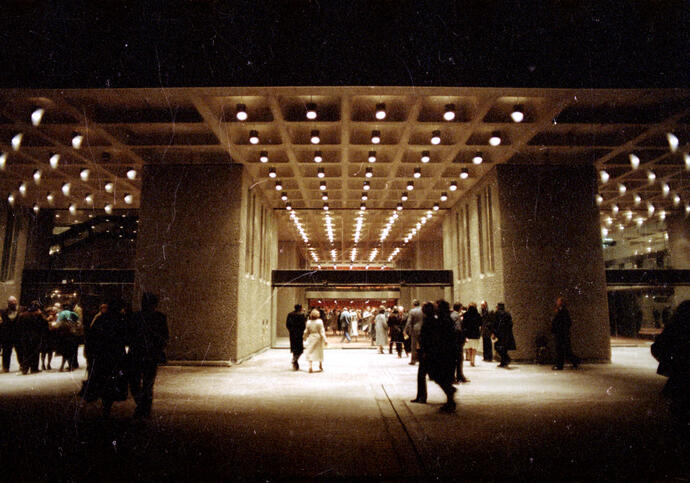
left=135, top=164, right=247, bottom=362
left=666, top=214, right=690, bottom=305
left=496, top=164, right=610, bottom=361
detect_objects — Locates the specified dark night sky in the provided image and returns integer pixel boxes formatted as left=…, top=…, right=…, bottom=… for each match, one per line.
left=0, top=1, right=688, bottom=89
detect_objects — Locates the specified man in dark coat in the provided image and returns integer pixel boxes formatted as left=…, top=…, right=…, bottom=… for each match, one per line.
left=0, top=296, right=21, bottom=372
left=17, top=301, right=47, bottom=374
left=551, top=297, right=580, bottom=370
left=492, top=302, right=516, bottom=368
left=286, top=304, right=306, bottom=370
left=480, top=301, right=494, bottom=362
left=450, top=302, right=469, bottom=383
left=128, top=293, right=169, bottom=419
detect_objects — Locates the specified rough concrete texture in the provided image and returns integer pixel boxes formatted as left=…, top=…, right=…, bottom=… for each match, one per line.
left=496, top=165, right=610, bottom=361
left=135, top=164, right=246, bottom=361
left=667, top=213, right=690, bottom=304
left=0, top=343, right=686, bottom=480
left=0, top=203, right=29, bottom=304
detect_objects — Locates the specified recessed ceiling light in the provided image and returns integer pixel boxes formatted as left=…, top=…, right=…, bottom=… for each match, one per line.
left=322, top=192, right=328, bottom=201
left=460, top=168, right=469, bottom=179
left=320, top=181, right=327, bottom=191
left=249, top=130, right=260, bottom=145
left=49, top=153, right=60, bottom=169
left=306, top=102, right=317, bottom=120
left=236, top=104, right=248, bottom=121
left=127, top=169, right=137, bottom=180
left=31, top=107, right=45, bottom=126
left=259, top=151, right=269, bottom=163
left=443, top=104, right=455, bottom=121
left=368, top=151, right=376, bottom=163
left=401, top=192, right=408, bottom=201
left=511, top=105, right=524, bottom=123
left=80, top=168, right=90, bottom=181
left=440, top=192, right=448, bottom=202
left=365, top=167, right=373, bottom=178
left=472, top=152, right=483, bottom=165
left=275, top=180, right=283, bottom=191
left=11, top=133, right=23, bottom=151
left=269, top=167, right=277, bottom=178
left=489, top=131, right=501, bottom=146
left=629, top=153, right=640, bottom=170
left=375, top=103, right=386, bottom=120
left=450, top=181, right=458, bottom=191
left=317, top=167, right=325, bottom=178
left=360, top=203, right=367, bottom=211
left=281, top=193, right=288, bottom=201
left=310, top=130, right=320, bottom=144
left=314, top=150, right=323, bottom=163
left=421, top=150, right=430, bottom=163
left=361, top=192, right=368, bottom=201
left=433, top=203, right=439, bottom=211
left=371, top=130, right=381, bottom=144
left=71, top=132, right=83, bottom=149
left=413, top=167, right=421, bottom=179
left=286, top=202, right=292, bottom=211
left=323, top=203, right=329, bottom=211
left=396, top=203, right=403, bottom=211
left=406, top=181, right=414, bottom=191
left=363, top=181, right=370, bottom=191
left=430, top=130, right=441, bottom=145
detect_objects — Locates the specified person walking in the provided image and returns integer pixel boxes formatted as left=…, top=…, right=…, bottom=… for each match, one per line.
left=551, top=297, right=580, bottom=370
left=404, top=300, right=423, bottom=365
left=388, top=308, right=405, bottom=357
left=17, top=301, right=47, bottom=374
left=128, top=293, right=169, bottom=419
left=480, top=301, right=493, bottom=362
left=410, top=301, right=434, bottom=405
left=303, top=309, right=327, bottom=373
left=492, top=303, right=516, bottom=368
left=462, top=303, right=482, bottom=367
left=286, top=304, right=307, bottom=370
left=450, top=303, right=469, bottom=383
left=0, top=296, right=21, bottom=372
left=374, top=307, right=389, bottom=354
left=339, top=307, right=351, bottom=343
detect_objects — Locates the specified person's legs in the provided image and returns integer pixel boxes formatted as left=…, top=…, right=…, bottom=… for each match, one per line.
left=136, top=362, right=158, bottom=417
left=396, top=341, right=402, bottom=357
left=483, top=335, right=493, bottom=361
left=554, top=338, right=565, bottom=369
left=411, top=360, right=427, bottom=403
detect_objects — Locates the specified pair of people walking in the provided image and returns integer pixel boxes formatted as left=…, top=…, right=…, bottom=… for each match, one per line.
left=286, top=305, right=327, bottom=373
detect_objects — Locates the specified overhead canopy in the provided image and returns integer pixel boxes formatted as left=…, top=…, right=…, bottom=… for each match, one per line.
left=272, top=269, right=453, bottom=288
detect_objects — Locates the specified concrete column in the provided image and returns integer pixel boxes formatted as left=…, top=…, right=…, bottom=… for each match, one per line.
left=666, top=213, right=690, bottom=305
left=495, top=164, right=610, bottom=361
left=23, top=210, right=54, bottom=270
left=135, top=164, right=274, bottom=362
left=274, top=241, right=307, bottom=340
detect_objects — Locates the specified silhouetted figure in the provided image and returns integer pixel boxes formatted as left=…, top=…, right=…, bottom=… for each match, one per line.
left=651, top=300, right=690, bottom=426
left=388, top=309, right=405, bottom=357
left=404, top=300, right=423, bottom=365
left=492, top=303, right=515, bottom=368
left=17, top=301, right=47, bottom=374
left=79, top=300, right=128, bottom=418
left=55, top=304, right=80, bottom=371
left=450, top=303, right=468, bottom=383
left=128, top=293, right=169, bottom=419
left=480, top=301, right=494, bottom=362
left=286, top=304, right=307, bottom=370
left=0, top=296, right=21, bottom=372
left=463, top=303, right=482, bottom=368
left=375, top=307, right=388, bottom=354
left=425, top=300, right=458, bottom=412
left=551, top=297, right=580, bottom=370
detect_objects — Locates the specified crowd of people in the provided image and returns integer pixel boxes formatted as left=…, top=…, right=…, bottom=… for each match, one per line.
left=286, top=298, right=526, bottom=413
left=0, top=293, right=168, bottom=419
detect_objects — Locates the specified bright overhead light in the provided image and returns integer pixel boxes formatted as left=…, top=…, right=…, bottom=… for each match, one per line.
left=406, top=181, right=414, bottom=191
left=375, top=103, right=386, bottom=120
left=85, top=193, right=94, bottom=204
left=259, top=151, right=269, bottom=163
left=595, top=194, right=603, bottom=205
left=371, top=130, right=381, bottom=144
left=648, top=170, right=656, bottom=182
left=634, top=194, right=641, bottom=205
left=310, top=130, right=320, bottom=144
left=61, top=182, right=71, bottom=196
left=127, top=169, right=137, bottom=180
left=686, top=203, right=690, bottom=215
left=314, top=150, right=323, bottom=163
left=249, top=130, right=260, bottom=145
left=430, top=130, right=441, bottom=145
left=80, top=168, right=90, bottom=181
left=659, top=210, right=666, bottom=221
left=420, top=151, right=430, bottom=163
left=365, top=167, right=373, bottom=178
left=124, top=193, right=133, bottom=204
left=363, top=181, right=370, bottom=191
left=401, top=192, right=408, bottom=201
left=322, top=192, right=328, bottom=201
left=69, top=203, right=77, bottom=215
left=433, top=203, right=440, bottom=211
left=443, top=104, right=455, bottom=121
left=323, top=203, right=329, bottom=211
left=71, top=132, right=83, bottom=149
left=361, top=192, right=368, bottom=201
left=360, top=203, right=366, bottom=211
left=684, top=153, right=690, bottom=170
left=33, top=169, right=41, bottom=183
left=450, top=181, right=458, bottom=191
left=7, top=194, right=15, bottom=205
left=11, top=133, right=23, bottom=151
left=397, top=203, right=403, bottom=211
left=285, top=202, right=292, bottom=211
left=662, top=183, right=671, bottom=196
left=511, top=105, right=524, bottom=123
left=0, top=152, right=6, bottom=170
left=236, top=104, right=247, bottom=121
left=647, top=203, right=655, bottom=215
left=320, top=181, right=327, bottom=191
left=472, top=152, right=483, bottom=165
left=629, top=153, right=640, bottom=170
left=32, top=203, right=40, bottom=214
left=460, top=168, right=469, bottom=179
left=104, top=203, right=113, bottom=214
left=440, top=192, right=448, bottom=202
left=600, top=170, right=610, bottom=183
left=31, top=107, right=45, bottom=126
left=275, top=181, right=283, bottom=191
left=105, top=182, right=114, bottom=193
left=46, top=192, right=54, bottom=204
left=413, top=167, right=421, bottom=179
left=618, top=183, right=627, bottom=195
left=18, top=182, right=27, bottom=197
left=612, top=204, right=619, bottom=215
left=673, top=194, right=681, bottom=206
left=281, top=193, right=288, bottom=201
left=49, top=153, right=60, bottom=169
left=666, top=132, right=679, bottom=152
left=489, top=131, right=501, bottom=146
left=306, top=103, right=317, bottom=120
left=368, top=151, right=377, bottom=163
left=317, top=167, right=325, bottom=178
left=268, top=167, right=277, bottom=178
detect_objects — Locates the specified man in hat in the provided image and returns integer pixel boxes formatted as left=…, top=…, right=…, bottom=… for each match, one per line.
left=286, top=304, right=307, bottom=370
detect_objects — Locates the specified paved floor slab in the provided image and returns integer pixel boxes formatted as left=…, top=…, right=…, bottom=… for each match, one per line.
left=0, top=342, right=687, bottom=480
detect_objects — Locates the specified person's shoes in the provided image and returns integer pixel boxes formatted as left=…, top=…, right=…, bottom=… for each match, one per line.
left=292, top=362, right=299, bottom=371
left=308, top=367, right=313, bottom=373
left=552, top=366, right=563, bottom=370
left=408, top=362, right=416, bottom=365
left=453, top=378, right=460, bottom=385
left=497, top=364, right=509, bottom=368
left=459, top=378, right=470, bottom=383
left=397, top=354, right=402, bottom=358
left=410, top=398, right=426, bottom=404
left=439, top=402, right=457, bottom=413
left=572, top=363, right=579, bottom=369
left=319, top=363, right=323, bottom=371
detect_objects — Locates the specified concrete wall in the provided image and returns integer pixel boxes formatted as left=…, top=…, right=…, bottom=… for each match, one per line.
left=496, top=164, right=610, bottom=361
left=274, top=241, right=307, bottom=340
left=397, top=240, right=445, bottom=308
left=666, top=213, right=690, bottom=304
left=0, top=204, right=29, bottom=306
left=443, top=168, right=505, bottom=309
left=135, top=164, right=275, bottom=362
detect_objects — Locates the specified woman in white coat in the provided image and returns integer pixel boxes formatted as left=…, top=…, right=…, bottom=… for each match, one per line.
left=303, top=309, right=328, bottom=372
left=374, top=307, right=389, bottom=354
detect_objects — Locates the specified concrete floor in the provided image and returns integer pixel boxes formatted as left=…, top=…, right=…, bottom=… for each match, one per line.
left=0, top=342, right=687, bottom=481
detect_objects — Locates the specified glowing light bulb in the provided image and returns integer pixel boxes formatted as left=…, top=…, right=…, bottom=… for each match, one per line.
left=104, top=203, right=113, bottom=214
left=46, top=192, right=54, bottom=204
left=32, top=204, right=39, bottom=214
left=401, top=192, right=408, bottom=201
left=33, top=169, right=41, bottom=183
left=314, top=151, right=323, bottom=163
left=430, top=130, right=441, bottom=145
left=460, top=168, right=469, bottom=179
left=49, top=153, right=60, bottom=169
left=634, top=194, right=642, bottom=205
left=236, top=104, right=247, bottom=121
left=18, top=182, right=27, bottom=197
left=11, top=133, right=23, bottom=151
left=69, top=204, right=77, bottom=215
left=321, top=192, right=328, bottom=201
left=320, top=181, right=327, bottom=191
left=511, top=105, right=524, bottom=123
left=275, top=181, right=283, bottom=191
left=259, top=151, right=269, bottom=163
left=85, top=194, right=94, bottom=204
left=61, top=182, right=71, bottom=196
left=433, top=203, right=439, bottom=211
left=629, top=153, right=640, bottom=170
left=7, top=194, right=15, bottom=205
left=71, top=133, right=83, bottom=149
left=662, top=183, right=670, bottom=196
left=443, top=104, right=455, bottom=121
left=361, top=192, right=368, bottom=201
left=317, top=168, right=325, bottom=178
left=0, top=152, right=6, bottom=170
left=310, top=130, right=320, bottom=144
left=124, top=193, right=133, bottom=204
left=472, top=153, right=483, bottom=165
left=281, top=193, right=288, bottom=201
left=612, top=204, right=619, bottom=215
left=595, top=194, right=603, bottom=205
left=406, top=181, right=414, bottom=191
left=127, top=169, right=136, bottom=180
left=618, top=184, right=627, bottom=195
left=684, top=153, right=690, bottom=170
left=363, top=181, right=370, bottom=191
left=449, top=181, right=458, bottom=191
left=249, top=130, right=259, bottom=145
left=413, top=168, right=421, bottom=179
left=306, top=103, right=317, bottom=120
left=421, top=151, right=430, bottom=163
left=489, top=132, right=501, bottom=146
left=440, top=192, right=448, bottom=202
left=105, top=182, right=114, bottom=193
left=368, top=151, right=376, bottom=163
left=31, top=107, right=45, bottom=126
left=365, top=168, right=373, bottom=178
left=375, top=103, right=386, bottom=120
left=600, top=170, right=610, bottom=183
left=371, top=130, right=381, bottom=144
left=667, top=132, right=679, bottom=152
left=80, top=168, right=90, bottom=181
left=673, top=194, right=681, bottom=206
